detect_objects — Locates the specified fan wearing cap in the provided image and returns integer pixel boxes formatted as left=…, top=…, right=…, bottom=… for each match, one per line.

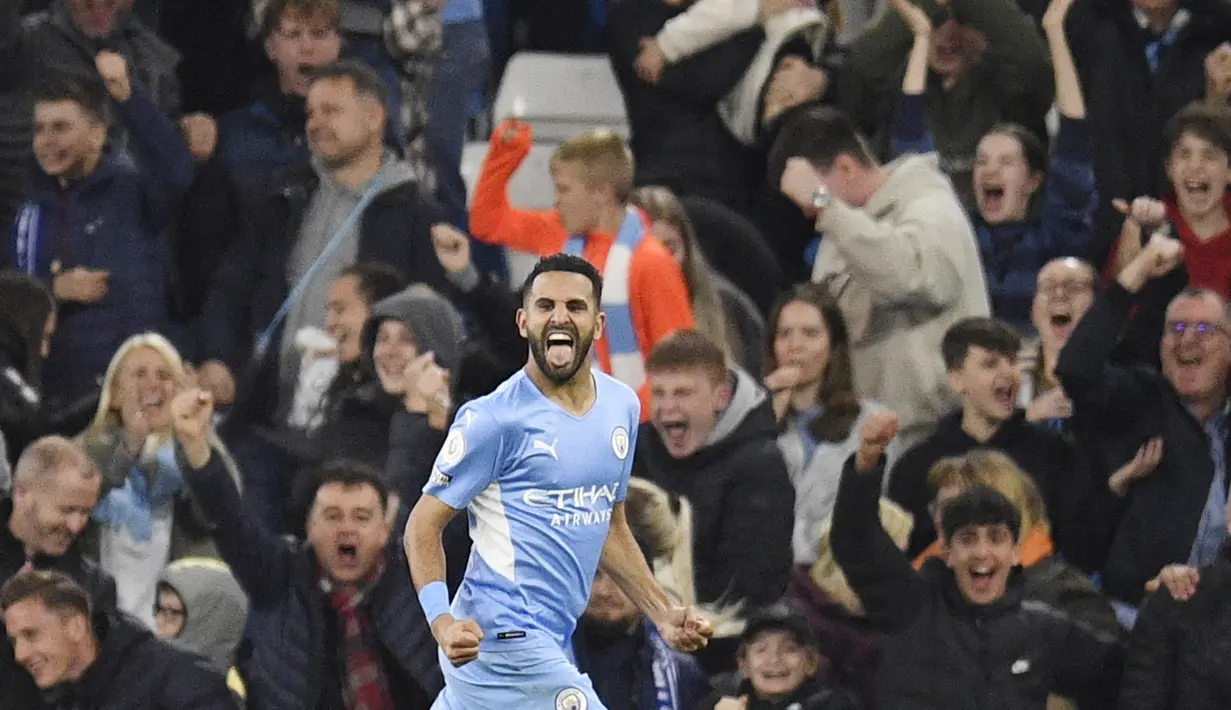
left=700, top=605, right=859, bottom=710
left=831, top=410, right=1123, bottom=709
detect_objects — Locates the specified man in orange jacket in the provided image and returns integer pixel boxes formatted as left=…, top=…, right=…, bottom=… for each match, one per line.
left=469, top=119, right=695, bottom=415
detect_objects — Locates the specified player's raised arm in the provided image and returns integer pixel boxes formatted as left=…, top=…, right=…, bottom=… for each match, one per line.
left=600, top=501, right=714, bottom=652
left=406, top=402, right=503, bottom=666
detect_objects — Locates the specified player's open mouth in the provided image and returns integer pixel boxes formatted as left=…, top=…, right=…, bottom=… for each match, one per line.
left=545, top=330, right=575, bottom=368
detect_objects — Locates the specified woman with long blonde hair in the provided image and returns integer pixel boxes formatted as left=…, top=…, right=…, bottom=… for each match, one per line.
left=79, top=333, right=241, bottom=628
left=631, top=186, right=767, bottom=374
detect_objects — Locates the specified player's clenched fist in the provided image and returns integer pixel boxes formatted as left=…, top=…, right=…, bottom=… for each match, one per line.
left=433, top=617, right=484, bottom=666
left=656, top=606, right=713, bottom=653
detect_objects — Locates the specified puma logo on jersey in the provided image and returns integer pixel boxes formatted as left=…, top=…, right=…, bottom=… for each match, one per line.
left=531, top=438, right=558, bottom=460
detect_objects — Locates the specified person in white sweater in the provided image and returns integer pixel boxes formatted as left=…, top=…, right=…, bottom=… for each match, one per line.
left=778, top=105, right=990, bottom=450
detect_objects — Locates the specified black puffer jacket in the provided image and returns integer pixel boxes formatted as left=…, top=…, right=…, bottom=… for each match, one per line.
left=1120, top=543, right=1231, bottom=709
left=831, top=457, right=1123, bottom=710
left=33, top=611, right=237, bottom=710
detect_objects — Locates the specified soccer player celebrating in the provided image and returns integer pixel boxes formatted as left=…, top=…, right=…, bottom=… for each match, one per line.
left=406, top=253, right=712, bottom=708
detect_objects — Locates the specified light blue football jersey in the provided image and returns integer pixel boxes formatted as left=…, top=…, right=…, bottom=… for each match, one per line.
left=423, top=368, right=641, bottom=652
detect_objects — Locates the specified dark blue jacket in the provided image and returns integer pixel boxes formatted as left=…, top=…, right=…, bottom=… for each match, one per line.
left=215, top=91, right=309, bottom=196
left=181, top=448, right=443, bottom=710
left=573, top=621, right=710, bottom=710
left=9, top=84, right=193, bottom=400
left=216, top=86, right=400, bottom=197
left=892, top=93, right=1097, bottom=332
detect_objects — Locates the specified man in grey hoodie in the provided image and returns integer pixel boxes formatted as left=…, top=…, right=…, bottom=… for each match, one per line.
left=632, top=330, right=795, bottom=669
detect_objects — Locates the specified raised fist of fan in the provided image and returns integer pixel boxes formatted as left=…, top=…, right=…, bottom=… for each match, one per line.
left=856, top=411, right=899, bottom=471
left=95, top=51, right=132, bottom=102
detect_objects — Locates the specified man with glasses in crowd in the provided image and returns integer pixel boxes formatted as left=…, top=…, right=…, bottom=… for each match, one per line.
left=1056, top=231, right=1230, bottom=628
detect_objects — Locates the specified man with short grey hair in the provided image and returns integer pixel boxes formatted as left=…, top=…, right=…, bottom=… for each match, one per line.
left=1, top=436, right=115, bottom=708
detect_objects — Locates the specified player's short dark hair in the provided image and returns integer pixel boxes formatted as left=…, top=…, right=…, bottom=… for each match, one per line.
left=340, top=262, right=406, bottom=307
left=308, top=60, right=388, bottom=107
left=294, top=459, right=391, bottom=521
left=522, top=253, right=604, bottom=304
left=645, top=330, right=727, bottom=384
left=940, top=485, right=1022, bottom=543
left=259, top=0, right=341, bottom=41
left=32, top=75, right=109, bottom=126
left=941, top=317, right=1021, bottom=371
left=767, top=105, right=876, bottom=182
left=0, top=570, right=91, bottom=619
left=1164, top=102, right=1231, bottom=164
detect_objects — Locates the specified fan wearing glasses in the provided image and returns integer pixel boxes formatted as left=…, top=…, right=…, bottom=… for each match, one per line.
left=1055, top=232, right=1231, bottom=628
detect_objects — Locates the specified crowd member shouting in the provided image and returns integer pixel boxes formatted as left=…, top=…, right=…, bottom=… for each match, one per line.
left=889, top=0, right=1096, bottom=333
left=78, top=333, right=241, bottom=628
left=831, top=411, right=1123, bottom=708
left=174, top=386, right=444, bottom=710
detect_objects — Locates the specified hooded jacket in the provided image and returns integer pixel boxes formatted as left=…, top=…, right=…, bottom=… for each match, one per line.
left=292, top=283, right=468, bottom=471
left=32, top=610, right=237, bottom=710
left=810, top=153, right=991, bottom=450
left=633, top=367, right=794, bottom=606
left=362, top=284, right=465, bottom=373
left=158, top=559, right=249, bottom=674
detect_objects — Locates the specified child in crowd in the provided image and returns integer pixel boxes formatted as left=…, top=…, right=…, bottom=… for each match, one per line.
left=701, top=604, right=860, bottom=710
left=1112, top=103, right=1231, bottom=298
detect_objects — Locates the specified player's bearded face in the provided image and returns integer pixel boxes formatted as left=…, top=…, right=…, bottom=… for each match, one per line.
left=530, top=318, right=595, bottom=384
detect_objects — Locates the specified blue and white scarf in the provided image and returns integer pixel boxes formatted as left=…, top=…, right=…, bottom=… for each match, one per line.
left=563, top=207, right=648, bottom=389
left=92, top=440, right=185, bottom=541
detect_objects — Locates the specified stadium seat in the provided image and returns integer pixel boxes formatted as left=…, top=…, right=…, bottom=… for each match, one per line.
left=460, top=140, right=558, bottom=287
left=492, top=52, right=629, bottom=143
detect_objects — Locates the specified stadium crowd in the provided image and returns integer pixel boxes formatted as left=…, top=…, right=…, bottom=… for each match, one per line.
left=1, top=0, right=1231, bottom=706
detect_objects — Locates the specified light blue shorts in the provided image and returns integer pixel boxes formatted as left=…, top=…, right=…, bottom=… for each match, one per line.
left=431, top=643, right=605, bottom=710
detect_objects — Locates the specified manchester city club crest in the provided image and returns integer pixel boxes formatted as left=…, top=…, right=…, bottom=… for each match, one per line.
left=555, top=688, right=588, bottom=710
left=611, top=426, right=629, bottom=460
